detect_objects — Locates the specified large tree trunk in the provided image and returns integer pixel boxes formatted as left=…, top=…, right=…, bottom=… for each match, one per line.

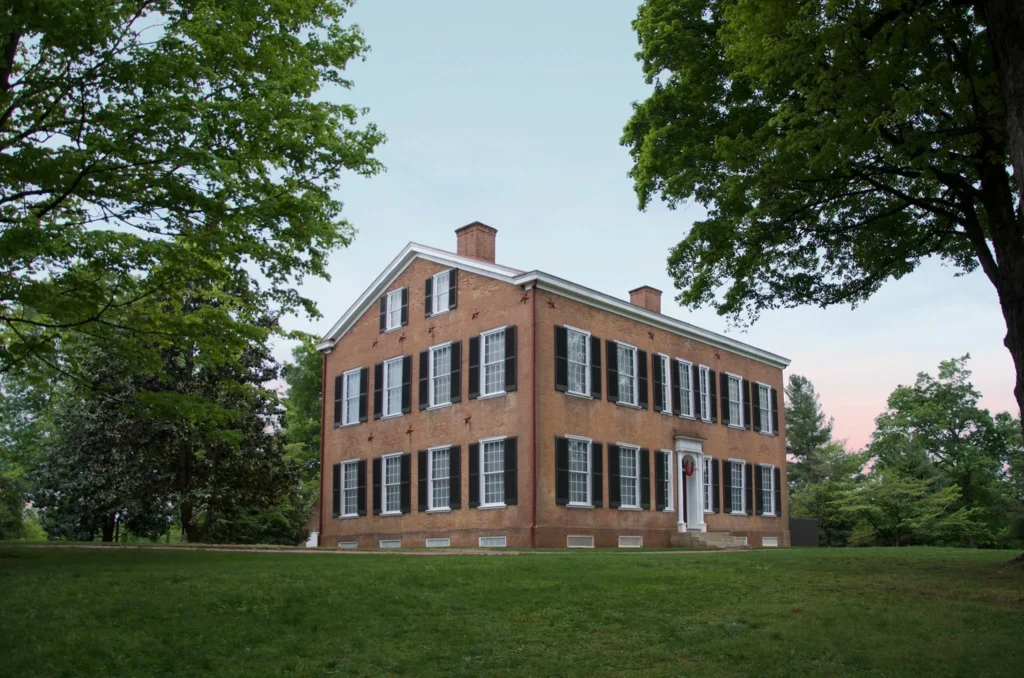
left=101, top=513, right=116, bottom=542
left=180, top=501, right=204, bottom=543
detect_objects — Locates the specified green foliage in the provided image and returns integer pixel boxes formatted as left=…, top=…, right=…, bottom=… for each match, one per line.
left=784, top=374, right=834, bottom=464
left=0, top=0, right=384, bottom=377
left=0, top=373, right=49, bottom=539
left=789, top=442, right=868, bottom=547
left=281, top=337, right=325, bottom=530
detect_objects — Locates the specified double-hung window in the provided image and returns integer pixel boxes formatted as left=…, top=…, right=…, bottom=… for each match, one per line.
left=430, top=343, right=452, bottom=407
left=568, top=437, right=591, bottom=505
left=758, top=383, right=772, bottom=434
left=385, top=288, right=403, bottom=331
left=481, top=438, right=505, bottom=506
left=678, top=360, right=694, bottom=418
left=702, top=456, right=713, bottom=512
left=658, top=354, right=671, bottom=414
left=383, top=357, right=403, bottom=417
left=617, top=343, right=638, bottom=406
left=342, top=369, right=360, bottom=426
left=731, top=461, right=744, bottom=514
left=481, top=328, right=506, bottom=397
left=699, top=365, right=711, bottom=422
left=432, top=270, right=450, bottom=315
left=761, top=465, right=774, bottom=515
left=660, top=450, right=673, bottom=511
left=429, top=447, right=450, bottom=510
left=383, top=454, right=402, bottom=514
left=727, top=374, right=743, bottom=428
left=619, top=446, right=639, bottom=508
left=342, top=460, right=359, bottom=517
left=566, top=328, right=589, bottom=396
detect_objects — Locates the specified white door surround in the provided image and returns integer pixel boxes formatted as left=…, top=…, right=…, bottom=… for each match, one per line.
left=674, top=436, right=706, bottom=533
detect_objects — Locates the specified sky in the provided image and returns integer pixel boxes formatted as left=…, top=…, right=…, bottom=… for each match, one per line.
left=275, top=0, right=1018, bottom=451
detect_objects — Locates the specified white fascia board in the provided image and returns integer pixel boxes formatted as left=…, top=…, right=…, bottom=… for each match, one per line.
left=513, top=271, right=791, bottom=369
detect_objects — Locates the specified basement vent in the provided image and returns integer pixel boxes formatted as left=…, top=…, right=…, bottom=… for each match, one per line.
left=425, top=538, right=451, bottom=548
left=762, top=537, right=778, bottom=548
left=379, top=539, right=401, bottom=549
left=338, top=541, right=358, bottom=549
left=567, top=535, right=594, bottom=549
left=479, top=536, right=507, bottom=548
left=737, top=536, right=749, bottom=546
left=618, top=535, right=643, bottom=549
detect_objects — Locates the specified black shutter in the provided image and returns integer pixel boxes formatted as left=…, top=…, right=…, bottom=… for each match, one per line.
left=606, top=340, right=619, bottom=402
left=755, top=464, right=764, bottom=515
left=743, top=379, right=752, bottom=430
left=400, top=288, right=409, bottom=326
left=692, top=364, right=701, bottom=419
left=359, top=367, right=368, bottom=422
left=774, top=466, right=782, bottom=515
left=448, top=268, right=458, bottom=309
left=357, top=459, right=367, bottom=515
left=654, top=451, right=666, bottom=510
left=637, top=350, right=649, bottom=409
left=723, top=460, right=733, bottom=513
left=424, top=276, right=433, bottom=317
left=450, top=341, right=462, bottom=403
left=468, top=336, right=480, bottom=399
left=652, top=355, right=664, bottom=412
left=709, top=369, right=718, bottom=422
left=417, top=450, right=428, bottom=512
left=590, top=335, right=602, bottom=399
left=607, top=445, right=620, bottom=508
left=504, top=437, right=518, bottom=505
left=419, top=350, right=429, bottom=410
left=771, top=388, right=779, bottom=435
left=468, top=443, right=479, bottom=508
left=372, top=457, right=382, bottom=515
left=745, top=462, right=754, bottom=515
left=720, top=372, right=730, bottom=426
left=555, top=437, right=569, bottom=505
left=592, top=443, right=603, bottom=507
left=712, top=458, right=720, bottom=513
left=672, top=360, right=682, bottom=415
left=554, top=326, right=569, bottom=392
left=378, top=296, right=387, bottom=332
left=752, top=383, right=762, bottom=432
left=450, top=446, right=462, bottom=509
left=505, top=325, right=518, bottom=392
left=333, top=375, right=343, bottom=425
left=401, top=355, right=412, bottom=414
left=640, top=448, right=651, bottom=509
left=332, top=463, right=341, bottom=518
left=400, top=453, right=411, bottom=514
left=373, top=363, right=383, bottom=419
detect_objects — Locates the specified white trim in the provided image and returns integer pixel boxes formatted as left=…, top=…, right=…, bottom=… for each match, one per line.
left=762, top=536, right=779, bottom=547
left=478, top=536, right=507, bottom=548
left=657, top=353, right=672, bottom=415
left=425, top=537, right=451, bottom=548
left=728, top=458, right=746, bottom=515
left=382, top=356, right=404, bottom=418
left=701, top=455, right=714, bottom=514
left=567, top=535, right=595, bottom=549
left=428, top=341, right=453, bottom=408
left=698, top=364, right=712, bottom=423
left=616, top=444, right=641, bottom=509
left=340, top=459, right=360, bottom=518
left=725, top=372, right=744, bottom=429
left=430, top=269, right=452, bottom=317
left=760, top=463, right=776, bottom=516
left=618, top=535, right=643, bottom=548
left=660, top=449, right=674, bottom=512
left=677, top=358, right=695, bottom=419
left=338, top=541, right=358, bottom=549
left=756, top=381, right=773, bottom=435
left=480, top=326, right=507, bottom=398
left=478, top=435, right=508, bottom=508
left=384, top=288, right=404, bottom=332
left=427, top=445, right=452, bottom=511
left=340, top=367, right=362, bottom=427
left=566, top=436, right=593, bottom=507
left=379, top=539, right=401, bottom=549
left=614, top=341, right=639, bottom=406
left=381, top=452, right=403, bottom=515
left=564, top=325, right=591, bottom=397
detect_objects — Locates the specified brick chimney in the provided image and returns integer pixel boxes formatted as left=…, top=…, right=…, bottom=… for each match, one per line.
left=629, top=286, right=662, bottom=314
left=455, top=222, right=497, bottom=263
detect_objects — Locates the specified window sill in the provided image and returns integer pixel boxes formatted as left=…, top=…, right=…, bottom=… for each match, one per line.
left=659, top=410, right=673, bottom=416
left=380, top=511, right=402, bottom=517
left=703, top=509, right=715, bottom=515
left=426, top=403, right=452, bottom=411
left=567, top=503, right=594, bottom=509
left=728, top=423, right=744, bottom=430
left=426, top=507, right=451, bottom=514
left=762, top=512, right=776, bottom=518
left=565, top=391, right=592, bottom=400
left=477, top=504, right=506, bottom=510
left=758, top=430, right=774, bottom=436
left=380, top=413, right=403, bottom=421
left=662, top=509, right=675, bottom=513
left=701, top=418, right=713, bottom=424
left=339, top=514, right=360, bottom=520
left=430, top=309, right=450, bottom=318
left=476, top=391, right=506, bottom=401
left=336, top=421, right=360, bottom=428
left=618, top=506, right=643, bottom=512
left=730, top=511, right=746, bottom=516
left=679, top=414, right=696, bottom=421
left=615, top=401, right=641, bottom=409
left=383, top=326, right=403, bottom=334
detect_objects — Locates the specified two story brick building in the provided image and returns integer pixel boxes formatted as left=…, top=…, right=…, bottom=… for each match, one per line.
left=316, top=223, right=791, bottom=549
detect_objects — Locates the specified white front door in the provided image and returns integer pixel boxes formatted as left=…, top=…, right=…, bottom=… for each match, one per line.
left=675, top=440, right=707, bottom=532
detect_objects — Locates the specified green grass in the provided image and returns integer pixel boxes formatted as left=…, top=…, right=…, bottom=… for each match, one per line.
left=1, top=546, right=1021, bottom=677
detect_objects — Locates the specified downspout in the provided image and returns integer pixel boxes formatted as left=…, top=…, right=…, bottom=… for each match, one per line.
left=318, top=350, right=328, bottom=542
left=529, top=282, right=538, bottom=548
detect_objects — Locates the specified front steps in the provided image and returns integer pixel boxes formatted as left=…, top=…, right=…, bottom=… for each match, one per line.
left=671, top=530, right=749, bottom=550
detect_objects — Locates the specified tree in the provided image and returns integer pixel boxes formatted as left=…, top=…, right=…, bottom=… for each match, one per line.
left=281, top=338, right=325, bottom=526
left=0, top=372, right=49, bottom=539
left=622, top=0, right=1024, bottom=433
left=0, top=0, right=384, bottom=378
left=789, top=442, right=867, bottom=546
left=785, top=375, right=834, bottom=463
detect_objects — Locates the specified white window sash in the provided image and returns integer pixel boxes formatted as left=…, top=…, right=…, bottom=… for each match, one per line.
left=384, top=358, right=403, bottom=417
left=619, top=446, right=639, bottom=508
left=480, top=438, right=506, bottom=507
left=659, top=355, right=671, bottom=414
left=481, top=328, right=506, bottom=397
left=731, top=461, right=744, bottom=514
left=699, top=366, right=711, bottom=422
left=342, top=461, right=359, bottom=517
left=758, top=383, right=772, bottom=434
left=762, top=465, right=774, bottom=515
left=702, top=456, right=713, bottom=512
left=567, top=438, right=591, bottom=506
left=428, top=447, right=450, bottom=510
left=617, top=344, right=637, bottom=406
left=385, top=289, right=403, bottom=330
left=382, top=454, right=402, bottom=514
left=678, top=360, right=693, bottom=418
left=728, top=374, right=743, bottom=427
left=566, top=328, right=590, bottom=396
left=429, top=344, right=451, bottom=407
left=432, top=270, right=450, bottom=314
left=342, top=369, right=360, bottom=425
left=662, top=451, right=673, bottom=511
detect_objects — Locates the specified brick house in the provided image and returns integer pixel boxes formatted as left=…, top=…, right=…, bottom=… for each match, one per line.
left=316, top=223, right=791, bottom=549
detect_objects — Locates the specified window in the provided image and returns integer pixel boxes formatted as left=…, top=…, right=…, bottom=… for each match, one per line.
left=758, top=383, right=772, bottom=434
left=731, top=461, right=744, bottom=514
left=699, top=366, right=711, bottom=422
left=385, top=288, right=403, bottom=331
left=702, top=456, right=713, bottom=512
left=619, top=446, right=639, bottom=508
left=567, top=328, right=589, bottom=396
left=482, top=328, right=506, bottom=396
left=660, top=451, right=673, bottom=511
left=429, top=447, right=450, bottom=510
left=568, top=438, right=591, bottom=505
left=482, top=439, right=505, bottom=506
left=342, top=460, right=359, bottom=517
left=432, top=270, right=450, bottom=314
left=658, top=355, right=671, bottom=413
left=679, top=360, right=694, bottom=418
left=383, top=454, right=402, bottom=514
left=429, top=344, right=451, bottom=407
left=727, top=374, right=743, bottom=428
left=761, top=465, right=774, bottom=515
left=383, top=357, right=403, bottom=417
left=617, top=343, right=637, bottom=405
left=342, top=369, right=360, bottom=426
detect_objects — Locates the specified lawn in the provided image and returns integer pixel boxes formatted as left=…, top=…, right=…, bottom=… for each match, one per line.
left=1, top=546, right=1021, bottom=677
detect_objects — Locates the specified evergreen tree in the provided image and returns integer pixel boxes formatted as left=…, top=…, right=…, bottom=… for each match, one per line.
left=785, top=375, right=834, bottom=462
